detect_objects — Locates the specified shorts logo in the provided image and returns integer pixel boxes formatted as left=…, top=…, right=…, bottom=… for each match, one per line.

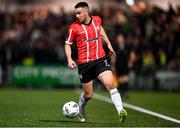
left=79, top=74, right=82, bottom=79
left=104, top=60, right=110, bottom=67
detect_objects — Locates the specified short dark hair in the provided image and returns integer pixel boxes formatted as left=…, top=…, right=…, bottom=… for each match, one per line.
left=74, top=2, right=89, bottom=9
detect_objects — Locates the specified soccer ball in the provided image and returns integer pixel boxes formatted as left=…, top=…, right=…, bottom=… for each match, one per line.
left=62, top=101, right=79, bottom=118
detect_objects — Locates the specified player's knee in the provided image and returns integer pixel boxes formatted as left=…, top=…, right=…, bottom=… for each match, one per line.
left=105, top=81, right=114, bottom=91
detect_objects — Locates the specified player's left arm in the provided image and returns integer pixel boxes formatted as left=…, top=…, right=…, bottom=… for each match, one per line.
left=100, top=26, right=116, bottom=57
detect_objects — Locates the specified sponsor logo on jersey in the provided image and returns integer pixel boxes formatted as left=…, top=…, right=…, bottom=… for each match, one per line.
left=86, top=37, right=98, bottom=43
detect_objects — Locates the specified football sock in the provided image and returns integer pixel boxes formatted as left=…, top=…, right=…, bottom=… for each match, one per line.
left=78, top=93, right=90, bottom=107
left=110, top=88, right=123, bottom=112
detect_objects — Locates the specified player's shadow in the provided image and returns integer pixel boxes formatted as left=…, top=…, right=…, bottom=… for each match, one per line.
left=39, top=119, right=117, bottom=126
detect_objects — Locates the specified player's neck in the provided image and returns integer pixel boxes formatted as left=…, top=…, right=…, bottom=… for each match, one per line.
left=84, top=16, right=92, bottom=25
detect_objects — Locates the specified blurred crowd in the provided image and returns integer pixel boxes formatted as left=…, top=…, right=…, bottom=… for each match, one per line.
left=0, top=1, right=179, bottom=73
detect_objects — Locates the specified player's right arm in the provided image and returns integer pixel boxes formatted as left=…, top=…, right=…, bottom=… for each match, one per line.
left=64, top=44, right=77, bottom=69
left=65, top=27, right=77, bottom=69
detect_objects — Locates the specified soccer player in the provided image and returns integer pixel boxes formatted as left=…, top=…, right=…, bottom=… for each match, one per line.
left=64, top=2, right=127, bottom=123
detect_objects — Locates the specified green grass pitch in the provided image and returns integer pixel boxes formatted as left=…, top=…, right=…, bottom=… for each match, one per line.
left=0, top=89, right=180, bottom=127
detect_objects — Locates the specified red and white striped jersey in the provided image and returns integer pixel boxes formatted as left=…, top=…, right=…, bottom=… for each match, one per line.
left=65, top=16, right=106, bottom=64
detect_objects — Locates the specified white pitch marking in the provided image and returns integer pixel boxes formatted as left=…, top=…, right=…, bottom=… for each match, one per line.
left=93, top=92, right=180, bottom=124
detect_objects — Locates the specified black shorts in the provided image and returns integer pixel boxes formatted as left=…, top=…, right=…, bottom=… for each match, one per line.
left=78, top=57, right=111, bottom=83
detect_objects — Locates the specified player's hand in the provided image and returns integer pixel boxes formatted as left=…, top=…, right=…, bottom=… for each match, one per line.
left=68, top=59, right=77, bottom=69
left=107, top=44, right=116, bottom=57
left=109, top=50, right=116, bottom=57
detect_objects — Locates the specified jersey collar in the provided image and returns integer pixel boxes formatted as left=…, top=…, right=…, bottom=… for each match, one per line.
left=83, top=16, right=92, bottom=25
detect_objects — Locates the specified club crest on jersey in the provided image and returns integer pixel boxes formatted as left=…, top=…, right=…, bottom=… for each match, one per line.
left=95, top=26, right=100, bottom=31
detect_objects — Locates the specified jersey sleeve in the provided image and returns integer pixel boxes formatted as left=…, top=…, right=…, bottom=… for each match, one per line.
left=65, top=25, right=76, bottom=45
